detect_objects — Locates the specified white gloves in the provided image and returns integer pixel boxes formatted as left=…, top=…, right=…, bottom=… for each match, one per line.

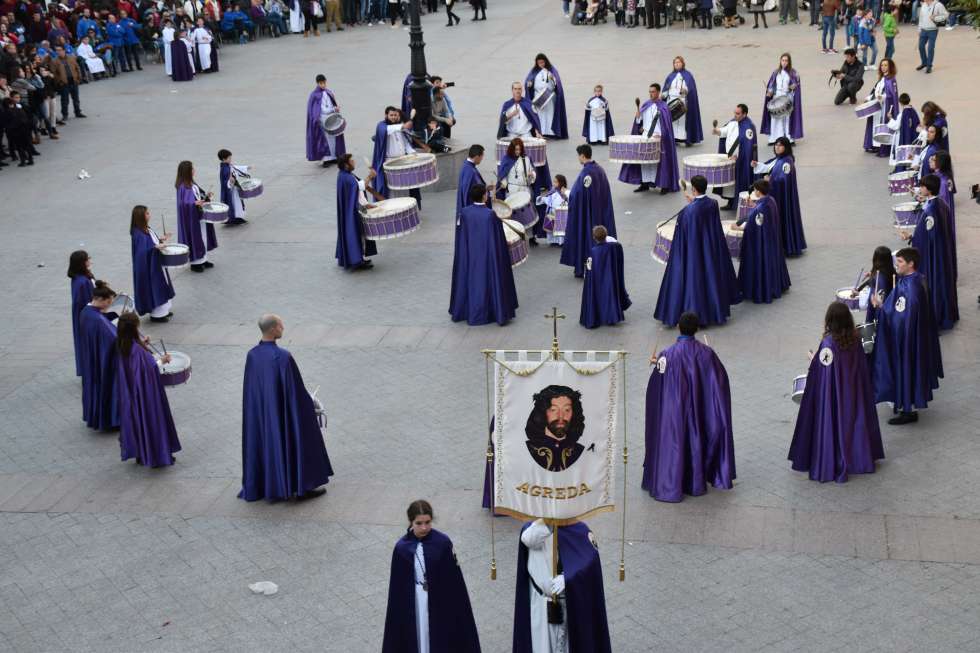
left=550, top=574, right=565, bottom=595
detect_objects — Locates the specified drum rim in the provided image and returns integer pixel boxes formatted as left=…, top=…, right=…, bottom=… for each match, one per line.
left=888, top=171, right=917, bottom=181
left=502, top=218, right=526, bottom=243
left=202, top=201, right=230, bottom=212
left=159, top=350, right=191, bottom=371
left=239, top=178, right=262, bottom=189
left=683, top=153, right=733, bottom=165
left=497, top=137, right=546, bottom=146
left=383, top=153, right=437, bottom=169
left=365, top=197, right=418, bottom=216
left=892, top=202, right=919, bottom=211
left=610, top=135, right=662, bottom=143
left=505, top=190, right=532, bottom=208
left=324, top=113, right=346, bottom=126
left=161, top=244, right=190, bottom=254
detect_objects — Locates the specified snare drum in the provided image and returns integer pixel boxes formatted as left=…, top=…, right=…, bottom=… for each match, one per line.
left=492, top=199, right=513, bottom=220
left=322, top=112, right=347, bottom=136
left=856, top=321, right=876, bottom=354
left=201, top=201, right=229, bottom=223
left=854, top=99, right=881, bottom=119
left=107, top=293, right=135, bottom=316
left=524, top=138, right=548, bottom=167
left=532, top=86, right=555, bottom=111
left=237, top=178, right=263, bottom=199
left=551, top=204, right=568, bottom=237
left=720, top=221, right=744, bottom=258
left=737, top=191, right=756, bottom=224
left=383, top=153, right=439, bottom=190
left=791, top=374, right=807, bottom=404
left=160, top=243, right=190, bottom=267
left=591, top=106, right=607, bottom=122
left=609, top=135, right=661, bottom=165
left=504, top=190, right=537, bottom=229
left=835, top=287, right=860, bottom=311
left=895, top=143, right=922, bottom=163
left=501, top=219, right=528, bottom=267
left=887, top=171, right=917, bottom=196
left=872, top=124, right=894, bottom=145
left=651, top=222, right=675, bottom=265
left=667, top=97, right=686, bottom=122
left=892, top=201, right=920, bottom=227
left=361, top=197, right=421, bottom=239
left=766, top=95, right=794, bottom=118
left=157, top=351, right=192, bottom=387
left=683, top=153, right=736, bottom=187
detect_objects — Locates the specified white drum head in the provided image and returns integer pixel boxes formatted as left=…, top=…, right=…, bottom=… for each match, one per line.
left=684, top=153, right=730, bottom=167
left=505, top=191, right=531, bottom=210
left=492, top=200, right=513, bottom=219
left=240, top=178, right=261, bottom=191
left=657, top=223, right=675, bottom=239
left=203, top=201, right=229, bottom=213
left=502, top=219, right=525, bottom=244
left=368, top=196, right=418, bottom=217
left=721, top=220, right=743, bottom=236
left=161, top=244, right=189, bottom=255
left=158, top=351, right=191, bottom=373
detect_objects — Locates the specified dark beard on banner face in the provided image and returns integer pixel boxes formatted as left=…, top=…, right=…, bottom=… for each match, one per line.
left=546, top=420, right=568, bottom=439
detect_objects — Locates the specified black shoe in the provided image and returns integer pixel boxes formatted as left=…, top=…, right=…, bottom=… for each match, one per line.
left=18, top=162, right=27, bottom=167
left=56, top=119, right=66, bottom=125
left=203, top=261, right=214, bottom=268
left=633, top=183, right=651, bottom=193
left=296, top=487, right=326, bottom=500
left=887, top=411, right=919, bottom=425
left=190, top=264, right=205, bottom=272
left=660, top=188, right=669, bottom=195
left=75, top=113, right=87, bottom=118
left=925, top=67, right=932, bottom=74
left=915, top=64, right=926, bottom=70
left=455, top=15, right=460, bottom=24
left=528, top=237, right=539, bottom=247
left=150, top=315, right=171, bottom=323
left=446, top=21, right=453, bottom=25
left=321, top=159, right=337, bottom=167
left=355, top=259, right=374, bottom=270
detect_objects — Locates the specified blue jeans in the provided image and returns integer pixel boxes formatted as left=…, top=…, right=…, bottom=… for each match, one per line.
left=884, top=35, right=895, bottom=59
left=563, top=0, right=570, bottom=12
left=918, top=28, right=937, bottom=67
left=822, top=16, right=836, bottom=49
left=862, top=39, right=878, bottom=64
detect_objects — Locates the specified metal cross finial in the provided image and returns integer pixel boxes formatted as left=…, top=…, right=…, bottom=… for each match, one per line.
left=544, top=306, right=565, bottom=360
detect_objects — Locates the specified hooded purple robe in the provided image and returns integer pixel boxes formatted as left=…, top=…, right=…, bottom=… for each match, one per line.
left=936, top=172, right=956, bottom=279
left=176, top=184, right=218, bottom=261
left=664, top=69, right=704, bottom=145
left=130, top=229, right=175, bottom=316
left=524, top=63, right=569, bottom=139
left=737, top=195, right=791, bottom=303
left=654, top=196, right=742, bottom=327
left=335, top=169, right=377, bottom=269
left=765, top=154, right=807, bottom=256
left=863, top=76, right=898, bottom=156
left=169, top=38, right=193, bottom=81
left=581, top=94, right=615, bottom=142
left=789, top=334, right=884, bottom=482
left=118, top=344, right=182, bottom=467
left=305, top=87, right=346, bottom=161
left=642, top=336, right=736, bottom=501
left=911, top=196, right=958, bottom=330
left=560, top=160, right=616, bottom=277
left=71, top=275, right=94, bottom=376
left=618, top=99, right=680, bottom=191
left=760, top=68, right=804, bottom=140
left=580, top=239, right=631, bottom=328
left=449, top=204, right=518, bottom=326
left=79, top=305, right=119, bottom=431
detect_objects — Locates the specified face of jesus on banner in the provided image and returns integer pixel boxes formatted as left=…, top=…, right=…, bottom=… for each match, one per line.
left=525, top=385, right=586, bottom=472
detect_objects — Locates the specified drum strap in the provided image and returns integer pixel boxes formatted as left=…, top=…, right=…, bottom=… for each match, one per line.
left=645, top=111, right=660, bottom=139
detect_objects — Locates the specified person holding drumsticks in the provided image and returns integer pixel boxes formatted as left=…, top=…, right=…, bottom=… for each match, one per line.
left=129, top=205, right=176, bottom=323
left=524, top=53, right=568, bottom=140
left=760, top=53, right=804, bottom=144
left=305, top=74, right=346, bottom=168
left=497, top=82, right=544, bottom=140
left=371, top=106, right=422, bottom=207
left=336, top=154, right=380, bottom=271
left=175, top=161, right=218, bottom=273
left=862, top=58, right=898, bottom=157
left=497, top=137, right=550, bottom=246
left=618, top=83, right=680, bottom=195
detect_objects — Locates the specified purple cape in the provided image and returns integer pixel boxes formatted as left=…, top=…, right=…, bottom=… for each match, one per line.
left=400, top=73, right=413, bottom=117
left=381, top=529, right=481, bottom=653
left=789, top=335, right=883, bottom=483
left=581, top=95, right=615, bottom=141
left=513, top=521, right=612, bottom=653
left=618, top=99, right=680, bottom=191
left=176, top=185, right=218, bottom=261
left=716, top=117, right=757, bottom=199
left=765, top=155, right=807, bottom=256
left=305, top=87, right=346, bottom=162
left=863, top=77, right=898, bottom=156
left=371, top=120, right=393, bottom=198
left=864, top=271, right=893, bottom=326
left=931, top=115, right=950, bottom=152
left=238, top=341, right=334, bottom=501
left=737, top=195, right=791, bottom=303
left=219, top=163, right=244, bottom=223
left=642, top=336, right=736, bottom=501
left=654, top=196, right=741, bottom=327
left=560, top=161, right=616, bottom=277
left=911, top=197, right=958, bottom=330
left=79, top=305, right=119, bottom=431
left=496, top=98, right=542, bottom=139
left=130, top=229, right=175, bottom=316
left=71, top=275, right=94, bottom=376
left=118, top=345, right=181, bottom=467
left=916, top=143, right=938, bottom=184
left=455, top=160, right=486, bottom=219
left=664, top=70, right=704, bottom=144
left=937, top=172, right=956, bottom=280
left=335, top=169, right=377, bottom=269
left=496, top=154, right=552, bottom=238
left=896, top=107, right=920, bottom=146
left=760, top=68, right=804, bottom=140
left=872, top=271, right=943, bottom=413
left=524, top=64, right=569, bottom=139
left=580, top=240, right=631, bottom=328
left=449, top=204, right=518, bottom=326
left=169, top=39, right=193, bottom=81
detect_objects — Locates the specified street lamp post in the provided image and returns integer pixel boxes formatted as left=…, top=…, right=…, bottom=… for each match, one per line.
left=406, top=0, right=431, bottom=139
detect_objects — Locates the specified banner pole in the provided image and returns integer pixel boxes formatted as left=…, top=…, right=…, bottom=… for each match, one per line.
left=619, top=352, right=627, bottom=582
left=486, top=352, right=496, bottom=581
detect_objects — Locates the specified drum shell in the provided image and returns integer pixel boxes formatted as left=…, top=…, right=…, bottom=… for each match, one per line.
left=892, top=202, right=920, bottom=227
left=608, top=135, right=661, bottom=165
left=651, top=223, right=674, bottom=264
left=550, top=206, right=568, bottom=236
left=766, top=95, right=794, bottom=118
left=682, top=154, right=736, bottom=187
left=667, top=97, right=686, bottom=122
left=872, top=125, right=894, bottom=145
left=201, top=202, right=230, bottom=223
left=158, top=352, right=192, bottom=387
left=720, top=221, right=743, bottom=258
left=361, top=198, right=421, bottom=240
left=237, top=179, right=263, bottom=199
left=323, top=113, right=347, bottom=136
left=834, top=287, right=861, bottom=311
left=383, top=154, right=440, bottom=190
left=791, top=374, right=807, bottom=404
left=501, top=219, right=528, bottom=267
left=160, top=244, right=190, bottom=267
left=854, top=99, right=881, bottom=119
left=887, top=171, right=917, bottom=196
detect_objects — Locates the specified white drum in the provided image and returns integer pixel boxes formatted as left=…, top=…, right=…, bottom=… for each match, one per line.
left=501, top=219, right=528, bottom=267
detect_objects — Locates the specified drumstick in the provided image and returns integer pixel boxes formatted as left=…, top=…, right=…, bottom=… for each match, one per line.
left=649, top=336, right=660, bottom=365
left=853, top=267, right=864, bottom=291
left=703, top=334, right=709, bottom=347
left=160, top=338, right=168, bottom=356
left=161, top=212, right=167, bottom=237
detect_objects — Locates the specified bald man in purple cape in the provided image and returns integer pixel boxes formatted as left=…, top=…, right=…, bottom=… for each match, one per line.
left=239, top=314, right=333, bottom=502
left=305, top=74, right=346, bottom=167
left=789, top=303, right=883, bottom=483
left=580, top=225, right=631, bottom=328
left=736, top=180, right=791, bottom=303
left=561, top=144, right=616, bottom=278
left=643, top=312, right=736, bottom=502
left=872, top=247, right=943, bottom=426
left=907, top=175, right=958, bottom=330
left=513, top=520, right=611, bottom=653
left=654, top=175, right=741, bottom=327
left=497, top=82, right=543, bottom=141
left=523, top=53, right=568, bottom=139
left=618, top=83, right=680, bottom=194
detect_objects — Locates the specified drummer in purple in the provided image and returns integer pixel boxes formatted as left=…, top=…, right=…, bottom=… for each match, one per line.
left=129, top=205, right=175, bottom=323
left=336, top=154, right=379, bottom=271
left=788, top=302, right=884, bottom=482
left=448, top=184, right=518, bottom=326
left=735, top=180, right=791, bottom=303
left=642, top=312, right=736, bottom=502
left=305, top=74, right=346, bottom=168
left=240, top=314, right=334, bottom=502
left=654, top=175, right=741, bottom=327
left=175, top=161, right=218, bottom=273
left=712, top=103, right=757, bottom=210
left=561, top=145, right=616, bottom=278
left=497, top=82, right=543, bottom=140
left=872, top=247, right=943, bottom=426
left=618, top=83, right=680, bottom=195
left=371, top=107, right=422, bottom=207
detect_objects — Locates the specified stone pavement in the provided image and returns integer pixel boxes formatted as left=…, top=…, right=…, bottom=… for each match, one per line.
left=0, top=1, right=978, bottom=650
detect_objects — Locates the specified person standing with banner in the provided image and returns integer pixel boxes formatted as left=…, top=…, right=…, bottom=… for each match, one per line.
left=382, top=500, right=481, bottom=653
left=513, top=519, right=612, bottom=653
left=643, top=312, right=736, bottom=502
left=561, top=145, right=616, bottom=278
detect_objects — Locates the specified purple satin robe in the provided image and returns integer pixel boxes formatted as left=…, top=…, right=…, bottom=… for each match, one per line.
left=448, top=204, right=518, bottom=326
left=176, top=184, right=217, bottom=261
left=737, top=195, right=791, bottom=303
left=664, top=69, right=704, bottom=145
left=524, top=64, right=569, bottom=139
left=618, top=99, right=680, bottom=192
left=118, top=345, right=182, bottom=467
left=305, top=87, right=346, bottom=161
left=911, top=197, right=958, bottom=330
left=760, top=68, right=804, bottom=140
left=560, top=161, right=616, bottom=277
left=580, top=240, right=631, bottom=328
left=71, top=275, right=94, bottom=376
left=79, top=305, right=119, bottom=431
left=130, top=229, right=175, bottom=316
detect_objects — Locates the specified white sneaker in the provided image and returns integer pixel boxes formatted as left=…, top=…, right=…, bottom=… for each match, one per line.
left=944, top=25, right=953, bottom=30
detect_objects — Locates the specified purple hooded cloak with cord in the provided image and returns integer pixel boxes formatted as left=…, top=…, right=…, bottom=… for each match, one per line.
left=760, top=68, right=804, bottom=140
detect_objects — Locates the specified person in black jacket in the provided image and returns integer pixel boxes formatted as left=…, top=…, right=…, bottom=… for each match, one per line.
left=833, top=48, right=865, bottom=105
left=4, top=93, right=34, bottom=166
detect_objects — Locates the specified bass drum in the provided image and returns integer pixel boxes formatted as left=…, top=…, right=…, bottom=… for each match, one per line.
left=667, top=97, right=686, bottom=122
